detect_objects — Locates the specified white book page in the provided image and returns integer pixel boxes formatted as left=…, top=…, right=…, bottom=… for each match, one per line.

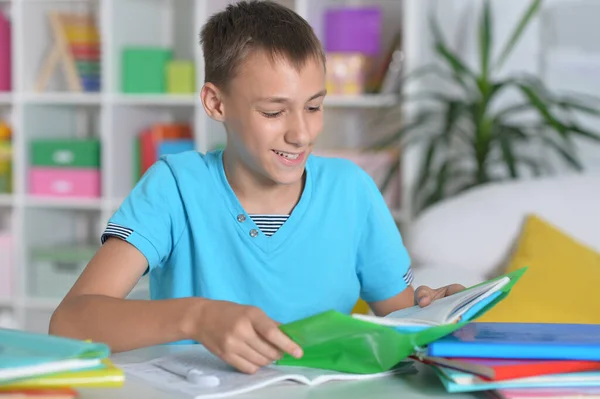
left=120, top=347, right=415, bottom=399
left=354, top=277, right=509, bottom=327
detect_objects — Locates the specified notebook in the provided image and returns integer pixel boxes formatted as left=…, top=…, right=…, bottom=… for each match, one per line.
left=432, top=364, right=600, bottom=393
left=427, top=322, right=600, bottom=360
left=0, top=360, right=124, bottom=390
left=352, top=268, right=525, bottom=329
left=120, top=346, right=416, bottom=398
left=0, top=329, right=110, bottom=383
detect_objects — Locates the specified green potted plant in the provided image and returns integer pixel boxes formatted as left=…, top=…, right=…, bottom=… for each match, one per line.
left=372, top=0, right=600, bottom=214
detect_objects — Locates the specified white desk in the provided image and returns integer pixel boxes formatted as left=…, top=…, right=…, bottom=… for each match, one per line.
left=76, top=345, right=480, bottom=399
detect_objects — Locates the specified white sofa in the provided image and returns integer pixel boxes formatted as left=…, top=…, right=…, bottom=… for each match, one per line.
left=406, top=172, right=600, bottom=289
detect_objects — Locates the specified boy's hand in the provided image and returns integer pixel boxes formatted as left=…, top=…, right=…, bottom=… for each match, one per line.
left=193, top=300, right=303, bottom=374
left=414, top=284, right=466, bottom=307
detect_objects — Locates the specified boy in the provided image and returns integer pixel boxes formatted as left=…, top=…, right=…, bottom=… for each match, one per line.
left=49, top=0, right=464, bottom=374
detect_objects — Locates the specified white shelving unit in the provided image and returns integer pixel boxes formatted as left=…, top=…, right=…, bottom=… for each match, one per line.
left=0, top=0, right=415, bottom=334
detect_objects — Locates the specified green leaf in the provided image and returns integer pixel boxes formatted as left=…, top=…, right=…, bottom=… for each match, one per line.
left=569, top=124, right=600, bottom=143
left=498, top=133, right=518, bottom=178
left=557, top=98, right=600, bottom=118
left=479, top=0, right=493, bottom=80
left=518, top=84, right=568, bottom=136
left=429, top=11, right=475, bottom=81
left=495, top=0, right=543, bottom=70
left=515, top=156, right=544, bottom=176
left=542, top=137, right=583, bottom=171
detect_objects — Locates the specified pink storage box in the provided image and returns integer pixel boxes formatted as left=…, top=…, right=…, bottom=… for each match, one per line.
left=29, top=168, right=101, bottom=198
left=0, top=232, right=12, bottom=299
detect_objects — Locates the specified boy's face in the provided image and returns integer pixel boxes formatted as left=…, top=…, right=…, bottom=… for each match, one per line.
left=220, top=50, right=326, bottom=186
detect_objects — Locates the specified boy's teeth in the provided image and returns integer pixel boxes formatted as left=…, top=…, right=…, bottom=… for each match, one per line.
left=274, top=150, right=299, bottom=160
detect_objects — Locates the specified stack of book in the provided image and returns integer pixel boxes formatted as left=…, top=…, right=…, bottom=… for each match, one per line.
left=413, top=322, right=600, bottom=398
left=0, top=329, right=124, bottom=398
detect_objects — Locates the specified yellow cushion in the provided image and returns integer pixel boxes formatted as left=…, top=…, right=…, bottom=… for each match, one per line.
left=478, top=214, right=600, bottom=324
left=352, top=298, right=370, bottom=314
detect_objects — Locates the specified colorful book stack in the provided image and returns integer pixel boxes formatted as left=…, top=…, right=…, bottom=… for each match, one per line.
left=133, top=123, right=194, bottom=183
left=415, top=322, right=600, bottom=398
left=0, top=329, right=124, bottom=398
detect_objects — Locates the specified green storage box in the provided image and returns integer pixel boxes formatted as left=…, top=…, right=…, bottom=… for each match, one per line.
left=30, top=138, right=101, bottom=168
left=166, top=60, right=195, bottom=94
left=122, top=47, right=173, bottom=93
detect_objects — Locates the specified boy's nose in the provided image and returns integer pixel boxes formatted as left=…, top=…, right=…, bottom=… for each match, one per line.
left=284, top=114, right=311, bottom=147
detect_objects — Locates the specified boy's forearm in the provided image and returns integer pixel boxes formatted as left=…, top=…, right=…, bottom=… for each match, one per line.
left=49, top=295, right=207, bottom=353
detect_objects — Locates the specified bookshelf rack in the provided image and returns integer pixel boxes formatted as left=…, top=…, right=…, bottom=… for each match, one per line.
left=0, top=0, right=416, bottom=333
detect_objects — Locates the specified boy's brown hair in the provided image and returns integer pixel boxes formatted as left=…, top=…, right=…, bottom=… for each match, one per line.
left=200, top=0, right=325, bottom=90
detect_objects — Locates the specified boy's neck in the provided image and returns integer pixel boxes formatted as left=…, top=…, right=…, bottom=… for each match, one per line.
left=223, top=151, right=304, bottom=215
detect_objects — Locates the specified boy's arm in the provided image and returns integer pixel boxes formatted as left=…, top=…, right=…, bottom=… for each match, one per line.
left=49, top=237, right=204, bottom=352
left=49, top=238, right=303, bottom=372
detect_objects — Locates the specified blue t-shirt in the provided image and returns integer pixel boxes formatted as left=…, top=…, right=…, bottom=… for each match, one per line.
left=102, top=150, right=413, bottom=324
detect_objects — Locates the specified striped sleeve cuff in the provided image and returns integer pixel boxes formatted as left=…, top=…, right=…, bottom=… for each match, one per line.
left=101, top=222, right=133, bottom=244
left=403, top=267, right=414, bottom=286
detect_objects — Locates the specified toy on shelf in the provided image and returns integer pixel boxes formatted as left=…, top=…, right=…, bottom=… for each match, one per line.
left=122, top=47, right=195, bottom=94
left=0, top=121, right=12, bottom=193
left=0, top=8, right=11, bottom=92
left=36, top=11, right=101, bottom=93
left=326, top=53, right=373, bottom=95
left=166, top=60, right=195, bottom=94
left=323, top=6, right=382, bottom=95
left=133, top=123, right=193, bottom=183
left=122, top=47, right=172, bottom=94
left=29, top=138, right=101, bottom=198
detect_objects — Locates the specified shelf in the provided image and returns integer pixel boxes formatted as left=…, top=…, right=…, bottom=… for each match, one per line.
left=21, top=93, right=102, bottom=105
left=0, top=93, right=12, bottom=105
left=324, top=94, right=399, bottom=108
left=24, top=196, right=104, bottom=210
left=0, top=194, right=13, bottom=206
left=112, top=94, right=198, bottom=107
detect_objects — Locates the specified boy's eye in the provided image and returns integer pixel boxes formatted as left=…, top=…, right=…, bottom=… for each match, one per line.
left=261, top=111, right=283, bottom=118
left=307, top=106, right=322, bottom=113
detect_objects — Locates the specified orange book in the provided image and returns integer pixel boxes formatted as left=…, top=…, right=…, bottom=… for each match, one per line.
left=139, top=123, right=192, bottom=176
left=0, top=388, right=77, bottom=398
left=416, top=355, right=600, bottom=381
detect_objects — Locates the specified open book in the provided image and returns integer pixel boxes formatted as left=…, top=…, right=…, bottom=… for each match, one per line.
left=120, top=346, right=416, bottom=399
left=352, top=274, right=511, bottom=328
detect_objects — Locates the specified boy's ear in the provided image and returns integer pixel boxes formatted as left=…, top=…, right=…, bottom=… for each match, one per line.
left=200, top=83, right=226, bottom=122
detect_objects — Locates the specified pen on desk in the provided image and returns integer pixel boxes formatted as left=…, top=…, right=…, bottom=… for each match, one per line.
left=154, top=361, right=220, bottom=387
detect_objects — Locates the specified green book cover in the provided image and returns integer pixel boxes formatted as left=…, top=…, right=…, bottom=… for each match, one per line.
left=277, top=268, right=527, bottom=374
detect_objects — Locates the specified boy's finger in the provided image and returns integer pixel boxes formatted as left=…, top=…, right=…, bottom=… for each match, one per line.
left=254, top=318, right=303, bottom=358
left=237, top=342, right=273, bottom=368
left=247, top=329, right=283, bottom=361
left=225, top=353, right=260, bottom=375
left=414, top=285, right=434, bottom=307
